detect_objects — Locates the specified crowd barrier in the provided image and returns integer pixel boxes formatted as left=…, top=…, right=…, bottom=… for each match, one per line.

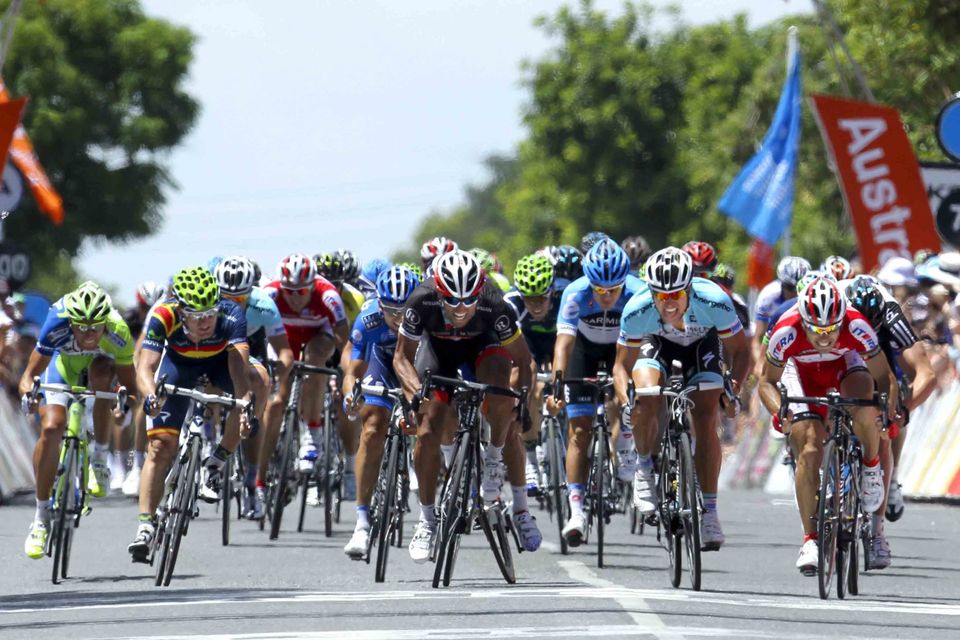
left=721, top=382, right=960, bottom=501
left=0, top=391, right=37, bottom=501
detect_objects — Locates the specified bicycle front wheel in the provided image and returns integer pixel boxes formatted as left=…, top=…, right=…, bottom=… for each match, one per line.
left=482, top=505, right=516, bottom=585
left=221, top=452, right=234, bottom=546
left=817, top=439, right=840, bottom=600
left=658, top=437, right=681, bottom=588
left=323, top=417, right=335, bottom=537
left=593, top=429, right=608, bottom=568
left=678, top=433, right=701, bottom=591
left=163, top=442, right=200, bottom=586
left=269, top=416, right=295, bottom=540
left=375, top=433, right=401, bottom=582
left=433, top=433, right=469, bottom=588
left=51, top=441, right=77, bottom=584
left=546, top=417, right=569, bottom=555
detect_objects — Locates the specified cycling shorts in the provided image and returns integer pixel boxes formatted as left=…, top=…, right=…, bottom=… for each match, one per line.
left=563, top=335, right=615, bottom=419
left=147, top=352, right=234, bottom=438
left=633, top=330, right=724, bottom=388
left=361, top=346, right=400, bottom=410
left=414, top=333, right=511, bottom=404
left=773, top=353, right=867, bottom=434
left=41, top=354, right=113, bottom=408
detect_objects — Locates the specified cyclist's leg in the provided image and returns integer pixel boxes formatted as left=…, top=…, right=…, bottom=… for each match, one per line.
left=511, top=366, right=543, bottom=494
left=88, top=356, right=117, bottom=493
left=28, top=357, right=70, bottom=556
left=839, top=355, right=885, bottom=512
left=354, top=347, right=398, bottom=526
left=258, top=344, right=296, bottom=487
left=301, top=332, right=336, bottom=451
left=629, top=338, right=665, bottom=515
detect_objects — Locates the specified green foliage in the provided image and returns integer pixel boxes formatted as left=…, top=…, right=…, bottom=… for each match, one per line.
left=0, top=0, right=199, bottom=284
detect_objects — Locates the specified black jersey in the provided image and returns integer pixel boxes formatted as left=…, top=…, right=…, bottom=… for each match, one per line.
left=400, top=278, right=521, bottom=346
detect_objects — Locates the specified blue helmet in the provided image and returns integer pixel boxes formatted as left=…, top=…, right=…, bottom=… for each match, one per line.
left=362, top=258, right=392, bottom=283
left=376, top=266, right=421, bottom=305
left=583, top=238, right=630, bottom=287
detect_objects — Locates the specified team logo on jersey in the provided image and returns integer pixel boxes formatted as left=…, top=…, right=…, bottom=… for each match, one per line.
left=770, top=327, right=797, bottom=361
left=351, top=329, right=363, bottom=344
left=849, top=319, right=878, bottom=351
left=562, top=299, right=580, bottom=320
left=494, top=315, right=511, bottom=333
left=404, top=308, right=420, bottom=325
left=701, top=351, right=716, bottom=367
left=362, top=313, right=382, bottom=330
left=106, top=330, right=127, bottom=348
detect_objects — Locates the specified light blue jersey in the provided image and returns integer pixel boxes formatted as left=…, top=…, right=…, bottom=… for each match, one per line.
left=245, top=287, right=285, bottom=339
left=618, top=277, right=743, bottom=347
left=556, top=274, right=645, bottom=344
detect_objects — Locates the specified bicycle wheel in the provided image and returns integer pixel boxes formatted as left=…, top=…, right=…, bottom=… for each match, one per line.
left=375, top=434, right=401, bottom=582
left=844, top=456, right=863, bottom=598
left=442, top=453, right=473, bottom=587
left=678, top=433, right=701, bottom=591
left=483, top=505, right=516, bottom=584
left=51, top=442, right=76, bottom=584
left=221, top=452, right=234, bottom=546
left=269, top=416, right=295, bottom=540
left=153, top=463, right=179, bottom=586
left=546, top=417, right=569, bottom=555
left=163, top=441, right=200, bottom=586
left=594, top=429, right=608, bottom=568
left=817, top=439, right=840, bottom=600
left=433, top=433, right=469, bottom=588
left=296, top=468, right=311, bottom=533
left=659, top=438, right=682, bottom=588
left=323, top=417, right=335, bottom=537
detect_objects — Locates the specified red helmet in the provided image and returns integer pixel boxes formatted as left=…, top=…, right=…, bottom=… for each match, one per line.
left=799, top=276, right=846, bottom=328
left=420, top=236, right=458, bottom=263
left=681, top=240, right=718, bottom=273
left=433, top=250, right=485, bottom=298
left=822, top=255, right=853, bottom=281
left=278, top=253, right=316, bottom=289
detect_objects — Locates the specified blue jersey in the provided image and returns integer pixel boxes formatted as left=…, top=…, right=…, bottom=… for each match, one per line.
left=244, top=287, right=286, bottom=339
left=556, top=274, right=645, bottom=344
left=619, top=278, right=743, bottom=348
left=764, top=298, right=798, bottom=339
left=350, top=298, right=398, bottom=362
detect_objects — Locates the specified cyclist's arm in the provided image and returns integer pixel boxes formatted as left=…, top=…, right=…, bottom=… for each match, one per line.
left=393, top=332, right=421, bottom=403
left=613, top=342, right=641, bottom=405
left=720, top=329, right=751, bottom=394
left=227, top=342, right=252, bottom=399
left=551, top=333, right=576, bottom=382
left=503, top=332, right=533, bottom=393
left=757, top=358, right=785, bottom=418
left=116, top=364, right=140, bottom=401
left=864, top=352, right=897, bottom=418
left=333, top=320, right=349, bottom=352
left=137, top=348, right=162, bottom=399
left=899, top=341, right=936, bottom=411
left=17, top=349, right=51, bottom=397
left=340, top=342, right=368, bottom=400
left=267, top=332, right=294, bottom=388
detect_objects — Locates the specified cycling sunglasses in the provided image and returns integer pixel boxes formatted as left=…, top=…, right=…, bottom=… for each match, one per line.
left=282, top=286, right=311, bottom=296
left=805, top=322, right=841, bottom=336
left=71, top=321, right=106, bottom=333
left=592, top=284, right=624, bottom=296
left=442, top=294, right=479, bottom=307
left=380, top=302, right=404, bottom=316
left=654, top=289, right=687, bottom=302
left=180, top=307, right=218, bottom=321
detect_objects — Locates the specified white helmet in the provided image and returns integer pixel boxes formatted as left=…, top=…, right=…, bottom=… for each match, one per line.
left=798, top=276, right=846, bottom=327
left=822, top=255, right=853, bottom=281
left=644, top=247, right=693, bottom=293
left=278, top=253, right=316, bottom=289
left=433, top=250, right=484, bottom=299
left=420, top=236, right=458, bottom=262
left=135, top=281, right=166, bottom=307
left=215, top=256, right=257, bottom=296
left=776, top=256, right=812, bottom=287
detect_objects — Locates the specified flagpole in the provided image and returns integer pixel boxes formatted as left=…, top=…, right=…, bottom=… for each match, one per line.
left=782, top=26, right=798, bottom=259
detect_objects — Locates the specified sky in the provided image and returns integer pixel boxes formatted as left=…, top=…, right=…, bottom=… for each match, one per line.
left=77, top=0, right=813, bottom=306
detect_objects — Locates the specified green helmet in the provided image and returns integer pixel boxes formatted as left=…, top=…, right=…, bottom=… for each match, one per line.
left=63, top=281, right=112, bottom=323
left=514, top=254, right=554, bottom=297
left=469, top=247, right=496, bottom=274
left=712, top=263, right=735, bottom=288
left=398, top=262, right=424, bottom=281
left=172, top=266, right=220, bottom=311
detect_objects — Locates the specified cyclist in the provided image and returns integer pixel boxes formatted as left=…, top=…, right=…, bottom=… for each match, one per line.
left=341, top=266, right=421, bottom=557
left=710, top=263, right=750, bottom=334
left=19, top=282, right=138, bottom=558
left=681, top=240, right=718, bottom=277
left=621, top=235, right=652, bottom=276
left=128, top=266, right=255, bottom=562
left=551, top=245, right=584, bottom=292
left=752, top=256, right=811, bottom=375
left=615, top=247, right=750, bottom=550
left=420, top=236, right=458, bottom=273
left=215, top=256, right=295, bottom=519
left=357, top=258, right=392, bottom=298
left=470, top=247, right=511, bottom=292
left=394, top=250, right=541, bottom=562
left=843, top=275, right=936, bottom=568
left=546, top=238, right=645, bottom=546
left=822, top=255, right=854, bottom=281
left=504, top=254, right=560, bottom=495
left=262, top=253, right=350, bottom=500
left=757, top=275, right=895, bottom=574
left=580, top=231, right=609, bottom=254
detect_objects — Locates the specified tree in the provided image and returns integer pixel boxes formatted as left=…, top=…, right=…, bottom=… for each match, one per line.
left=0, top=0, right=199, bottom=294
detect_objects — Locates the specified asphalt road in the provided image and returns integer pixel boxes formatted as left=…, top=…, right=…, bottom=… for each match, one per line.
left=1, top=486, right=959, bottom=640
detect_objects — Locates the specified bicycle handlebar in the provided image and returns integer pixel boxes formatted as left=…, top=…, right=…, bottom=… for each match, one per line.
left=291, top=361, right=340, bottom=377
left=29, top=377, right=129, bottom=415
left=776, top=384, right=887, bottom=425
left=159, top=383, right=251, bottom=410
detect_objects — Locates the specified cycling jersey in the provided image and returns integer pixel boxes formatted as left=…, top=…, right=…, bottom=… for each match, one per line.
left=618, top=277, right=743, bottom=348
left=754, top=280, right=790, bottom=325
left=557, top=274, right=645, bottom=344
left=340, top=282, right=367, bottom=327
left=837, top=278, right=918, bottom=379
left=350, top=298, right=402, bottom=409
left=244, top=287, right=286, bottom=339
left=400, top=279, right=521, bottom=346
left=504, top=289, right=560, bottom=367
left=264, top=276, right=346, bottom=358
left=142, top=298, right=248, bottom=362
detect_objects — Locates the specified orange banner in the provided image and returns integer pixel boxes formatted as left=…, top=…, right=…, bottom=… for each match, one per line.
left=0, top=80, right=63, bottom=225
left=810, top=94, right=939, bottom=272
left=745, top=239, right=775, bottom=290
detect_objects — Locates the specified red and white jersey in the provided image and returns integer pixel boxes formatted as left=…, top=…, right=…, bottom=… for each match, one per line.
left=264, top=276, right=346, bottom=355
left=766, top=306, right=881, bottom=386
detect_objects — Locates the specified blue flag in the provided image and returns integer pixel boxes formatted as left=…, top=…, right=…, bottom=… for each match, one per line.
left=718, top=45, right=802, bottom=245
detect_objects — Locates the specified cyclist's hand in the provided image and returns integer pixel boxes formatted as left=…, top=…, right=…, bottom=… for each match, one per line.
left=720, top=393, right=740, bottom=419
left=21, top=394, right=39, bottom=415
left=143, top=394, right=163, bottom=418
left=239, top=391, right=255, bottom=438
left=546, top=395, right=564, bottom=417
left=343, top=394, right=363, bottom=421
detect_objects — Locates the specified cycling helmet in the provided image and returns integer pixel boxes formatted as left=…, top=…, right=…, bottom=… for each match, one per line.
left=795, top=271, right=820, bottom=295
left=514, top=254, right=555, bottom=297
left=362, top=258, right=392, bottom=284
left=580, top=231, right=609, bottom=254
left=172, top=266, right=220, bottom=311
left=711, top=263, right=735, bottom=289
left=250, top=260, right=262, bottom=284
left=376, top=265, right=421, bottom=305
left=799, top=276, right=846, bottom=328
left=822, top=255, right=853, bottom=281
left=621, top=235, right=652, bottom=269
left=584, top=238, right=630, bottom=287
left=469, top=247, right=497, bottom=274
left=135, top=281, right=165, bottom=307
left=339, top=249, right=361, bottom=283
left=278, top=253, right=316, bottom=289
left=776, top=256, right=812, bottom=287
left=681, top=240, right=718, bottom=273
left=845, top=275, right=885, bottom=326
left=536, top=245, right=559, bottom=263
left=214, top=256, right=257, bottom=296
left=206, top=256, right=224, bottom=273
left=64, top=281, right=112, bottom=323
left=644, top=247, right=694, bottom=293
left=553, top=245, right=584, bottom=282
left=433, top=250, right=484, bottom=299
left=397, top=262, right=424, bottom=281
left=420, top=236, right=458, bottom=262
left=315, top=252, right=345, bottom=284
